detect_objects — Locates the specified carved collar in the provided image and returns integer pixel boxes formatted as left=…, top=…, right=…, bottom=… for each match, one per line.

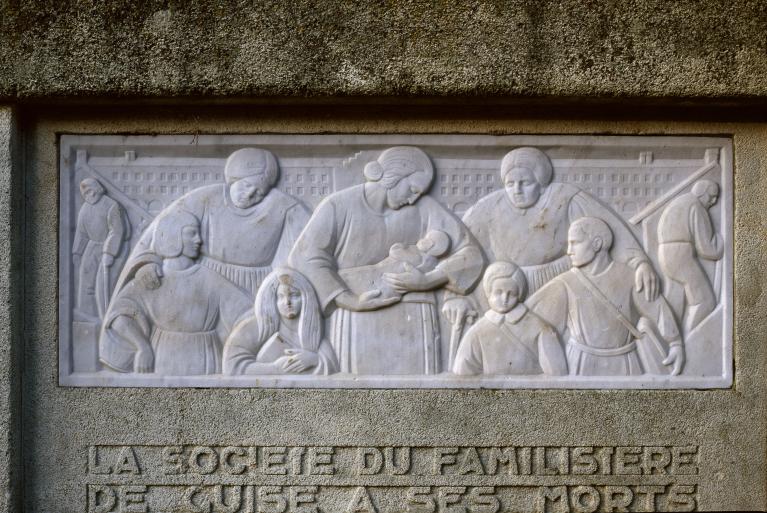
left=485, top=304, right=527, bottom=326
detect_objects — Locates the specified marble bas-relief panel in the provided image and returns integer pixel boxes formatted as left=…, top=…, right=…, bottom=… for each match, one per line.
left=58, top=135, right=733, bottom=388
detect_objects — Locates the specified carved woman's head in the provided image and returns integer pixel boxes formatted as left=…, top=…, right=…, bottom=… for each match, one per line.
left=150, top=208, right=202, bottom=259
left=254, top=268, right=322, bottom=352
left=500, top=147, right=554, bottom=209
left=364, top=146, right=434, bottom=210
left=224, top=148, right=279, bottom=209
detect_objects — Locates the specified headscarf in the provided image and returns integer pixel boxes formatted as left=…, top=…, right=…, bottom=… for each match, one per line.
left=500, top=147, right=554, bottom=187
left=253, top=267, right=322, bottom=352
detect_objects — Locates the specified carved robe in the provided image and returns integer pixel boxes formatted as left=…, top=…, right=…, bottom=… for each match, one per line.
left=223, top=317, right=339, bottom=376
left=101, top=264, right=252, bottom=375
left=453, top=304, right=567, bottom=376
left=115, top=186, right=310, bottom=299
left=72, top=195, right=126, bottom=318
left=289, top=185, right=484, bottom=375
left=527, top=262, right=680, bottom=376
left=462, top=183, right=648, bottom=296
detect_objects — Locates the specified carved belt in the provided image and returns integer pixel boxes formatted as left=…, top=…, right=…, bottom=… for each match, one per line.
left=568, top=339, right=637, bottom=357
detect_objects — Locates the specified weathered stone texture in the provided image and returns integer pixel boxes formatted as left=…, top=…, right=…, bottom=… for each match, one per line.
left=1, top=1, right=766, bottom=100
left=0, top=108, right=21, bottom=512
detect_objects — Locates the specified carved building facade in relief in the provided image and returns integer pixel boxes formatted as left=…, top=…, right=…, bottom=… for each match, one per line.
left=58, top=135, right=733, bottom=388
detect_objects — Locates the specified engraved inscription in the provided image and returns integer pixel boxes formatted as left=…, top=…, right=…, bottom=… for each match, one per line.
left=59, top=135, right=733, bottom=388
left=85, top=445, right=700, bottom=512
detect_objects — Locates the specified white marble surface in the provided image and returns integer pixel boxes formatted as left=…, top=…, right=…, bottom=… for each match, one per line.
left=59, top=135, right=733, bottom=388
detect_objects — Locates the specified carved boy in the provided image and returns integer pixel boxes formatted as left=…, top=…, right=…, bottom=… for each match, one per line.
left=453, top=262, right=567, bottom=376
left=100, top=208, right=252, bottom=375
left=72, top=178, right=127, bottom=320
left=657, top=179, right=723, bottom=334
left=527, top=217, right=685, bottom=376
left=113, top=148, right=310, bottom=300
left=444, top=147, right=659, bottom=332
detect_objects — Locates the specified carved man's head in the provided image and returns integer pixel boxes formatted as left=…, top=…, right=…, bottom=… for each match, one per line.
left=364, top=146, right=434, bottom=210
left=692, top=179, right=720, bottom=208
left=224, top=148, right=279, bottom=209
left=150, top=208, right=202, bottom=260
left=79, top=178, right=105, bottom=205
left=568, top=217, right=613, bottom=268
left=500, top=147, right=554, bottom=209
left=483, top=261, right=527, bottom=313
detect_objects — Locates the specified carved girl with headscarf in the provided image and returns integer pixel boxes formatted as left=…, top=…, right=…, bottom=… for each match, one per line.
left=99, top=207, right=252, bottom=375
left=223, top=268, right=339, bottom=375
left=289, top=146, right=484, bottom=375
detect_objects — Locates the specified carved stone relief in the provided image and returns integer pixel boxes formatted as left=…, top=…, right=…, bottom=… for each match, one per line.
left=59, top=135, right=733, bottom=388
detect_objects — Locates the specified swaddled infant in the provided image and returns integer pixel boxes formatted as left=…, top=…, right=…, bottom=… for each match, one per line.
left=339, top=229, right=452, bottom=300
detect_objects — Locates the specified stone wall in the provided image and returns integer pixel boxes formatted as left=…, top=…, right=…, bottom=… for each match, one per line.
left=0, top=1, right=766, bottom=101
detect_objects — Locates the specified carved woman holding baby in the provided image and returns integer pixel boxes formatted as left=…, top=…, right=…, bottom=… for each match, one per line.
left=289, top=146, right=485, bottom=375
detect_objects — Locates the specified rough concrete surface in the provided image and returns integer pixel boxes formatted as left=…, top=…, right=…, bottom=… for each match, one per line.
left=14, top=110, right=766, bottom=511
left=0, top=108, right=20, bottom=513
left=1, top=1, right=766, bottom=101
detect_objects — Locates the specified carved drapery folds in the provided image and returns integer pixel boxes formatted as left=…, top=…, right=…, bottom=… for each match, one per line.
left=59, top=136, right=732, bottom=388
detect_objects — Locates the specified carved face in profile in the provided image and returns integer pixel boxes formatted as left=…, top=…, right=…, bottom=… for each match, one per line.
left=487, top=277, right=520, bottom=314
left=180, top=225, right=202, bottom=259
left=701, top=188, right=719, bottom=208
left=81, top=185, right=104, bottom=205
left=386, top=172, right=430, bottom=210
left=567, top=226, right=600, bottom=267
left=504, top=166, right=543, bottom=209
left=229, top=173, right=271, bottom=209
left=277, top=282, right=302, bottom=320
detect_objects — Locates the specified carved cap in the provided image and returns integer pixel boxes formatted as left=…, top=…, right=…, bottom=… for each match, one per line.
left=224, top=148, right=279, bottom=186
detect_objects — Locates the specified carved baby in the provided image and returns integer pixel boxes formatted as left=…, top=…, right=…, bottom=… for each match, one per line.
left=339, top=229, right=452, bottom=301
left=453, top=261, right=567, bottom=376
left=222, top=268, right=339, bottom=375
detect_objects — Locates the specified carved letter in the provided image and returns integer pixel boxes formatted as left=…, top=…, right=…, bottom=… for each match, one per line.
left=88, top=485, right=116, bottom=513
left=538, top=486, right=568, bottom=513
left=346, top=487, right=378, bottom=513
left=358, top=448, right=383, bottom=475
left=569, top=486, right=600, bottom=513
left=114, top=447, right=141, bottom=475
left=406, top=487, right=436, bottom=513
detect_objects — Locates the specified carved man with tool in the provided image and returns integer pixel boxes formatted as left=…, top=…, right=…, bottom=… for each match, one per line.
left=527, top=217, right=684, bottom=376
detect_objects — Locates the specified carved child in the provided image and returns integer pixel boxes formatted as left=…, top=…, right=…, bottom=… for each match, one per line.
left=453, top=261, right=567, bottom=376
left=99, top=208, right=252, bottom=375
left=339, top=229, right=452, bottom=301
left=388, top=229, right=452, bottom=273
left=223, top=268, right=339, bottom=375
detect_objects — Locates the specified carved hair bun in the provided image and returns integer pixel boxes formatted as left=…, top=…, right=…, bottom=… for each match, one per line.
left=364, top=161, right=385, bottom=181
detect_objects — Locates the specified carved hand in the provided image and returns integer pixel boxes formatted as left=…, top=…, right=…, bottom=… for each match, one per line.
left=662, top=344, right=685, bottom=376
left=335, top=290, right=400, bottom=312
left=136, top=263, right=162, bottom=290
left=280, top=349, right=320, bottom=373
left=634, top=261, right=659, bottom=301
left=442, top=297, right=477, bottom=326
left=102, top=254, right=114, bottom=267
left=134, top=347, right=154, bottom=374
left=383, top=264, right=447, bottom=294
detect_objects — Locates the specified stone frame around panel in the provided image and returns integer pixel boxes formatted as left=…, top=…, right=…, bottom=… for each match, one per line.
left=58, top=134, right=733, bottom=389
